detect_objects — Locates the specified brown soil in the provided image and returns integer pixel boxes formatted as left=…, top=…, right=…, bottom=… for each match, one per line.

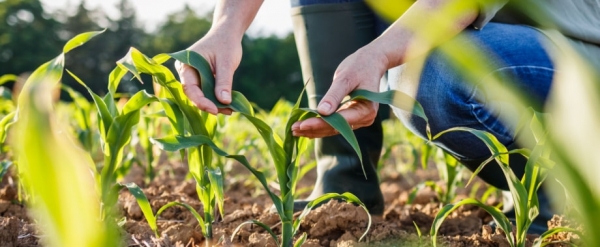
left=0, top=158, right=579, bottom=247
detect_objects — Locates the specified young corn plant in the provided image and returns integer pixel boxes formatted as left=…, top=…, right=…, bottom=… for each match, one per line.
left=12, top=30, right=119, bottom=247
left=115, top=48, right=257, bottom=243
left=61, top=84, right=96, bottom=154
left=408, top=150, right=464, bottom=205
left=429, top=112, right=579, bottom=247
left=120, top=182, right=204, bottom=238
left=68, top=59, right=159, bottom=218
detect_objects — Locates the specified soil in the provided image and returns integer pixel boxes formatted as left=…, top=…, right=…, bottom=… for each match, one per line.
left=0, top=156, right=579, bottom=247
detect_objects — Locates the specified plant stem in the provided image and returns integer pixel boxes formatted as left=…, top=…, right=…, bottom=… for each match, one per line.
left=281, top=220, right=293, bottom=247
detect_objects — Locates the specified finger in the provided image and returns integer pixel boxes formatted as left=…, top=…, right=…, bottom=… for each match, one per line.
left=214, top=60, right=234, bottom=105
left=294, top=100, right=377, bottom=138
left=218, top=108, right=233, bottom=116
left=178, top=62, right=218, bottom=114
left=317, top=77, right=354, bottom=116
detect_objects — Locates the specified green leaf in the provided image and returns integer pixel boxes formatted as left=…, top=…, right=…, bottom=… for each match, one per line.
left=207, top=167, right=225, bottom=218
left=430, top=198, right=514, bottom=247
left=158, top=98, right=185, bottom=135
left=62, top=30, right=105, bottom=53
left=100, top=111, right=140, bottom=196
left=122, top=90, right=158, bottom=115
left=0, top=111, right=16, bottom=143
left=300, top=108, right=364, bottom=177
left=294, top=232, right=308, bottom=247
left=118, top=48, right=209, bottom=137
left=66, top=70, right=113, bottom=139
left=121, top=183, right=158, bottom=236
left=533, top=227, right=582, bottom=247
left=150, top=135, right=283, bottom=214
left=432, top=127, right=509, bottom=164
left=156, top=202, right=206, bottom=236
left=108, top=66, right=127, bottom=96
left=231, top=220, right=279, bottom=246
left=349, top=89, right=428, bottom=122
left=0, top=74, right=17, bottom=86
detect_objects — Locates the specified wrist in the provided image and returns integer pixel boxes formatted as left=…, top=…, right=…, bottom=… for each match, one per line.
left=208, top=21, right=245, bottom=44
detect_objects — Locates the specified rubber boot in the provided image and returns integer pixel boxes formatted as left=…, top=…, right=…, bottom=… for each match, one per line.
left=290, top=2, right=385, bottom=215
left=456, top=143, right=559, bottom=234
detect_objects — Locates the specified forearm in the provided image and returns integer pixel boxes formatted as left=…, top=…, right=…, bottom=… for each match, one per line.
left=211, top=0, right=264, bottom=41
left=373, top=0, right=479, bottom=68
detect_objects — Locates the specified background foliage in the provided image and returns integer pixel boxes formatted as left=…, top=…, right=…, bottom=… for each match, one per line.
left=0, top=0, right=305, bottom=110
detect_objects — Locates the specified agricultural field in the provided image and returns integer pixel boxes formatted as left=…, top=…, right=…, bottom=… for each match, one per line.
left=0, top=31, right=597, bottom=247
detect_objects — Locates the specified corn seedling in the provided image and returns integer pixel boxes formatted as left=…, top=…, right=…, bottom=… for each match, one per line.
left=408, top=151, right=464, bottom=204
left=115, top=48, right=258, bottom=243
left=121, top=182, right=204, bottom=238
left=61, top=84, right=96, bottom=153
left=429, top=111, right=577, bottom=247
left=69, top=65, right=158, bottom=217
left=12, top=30, right=119, bottom=247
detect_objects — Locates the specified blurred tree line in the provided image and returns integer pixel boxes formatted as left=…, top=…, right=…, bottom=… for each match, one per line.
left=0, top=0, right=304, bottom=110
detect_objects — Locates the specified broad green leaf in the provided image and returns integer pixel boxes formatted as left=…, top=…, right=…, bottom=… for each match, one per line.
left=63, top=30, right=105, bottom=53
left=66, top=70, right=113, bottom=139
left=100, top=111, right=140, bottom=196
left=349, top=89, right=428, bottom=122
left=0, top=74, right=17, bottom=86
left=118, top=48, right=209, bottom=137
left=231, top=220, right=279, bottom=246
left=14, top=30, right=118, bottom=246
left=17, top=55, right=64, bottom=106
left=122, top=90, right=158, bottom=115
left=103, top=93, right=119, bottom=117
left=430, top=198, right=514, bottom=247
left=108, top=66, right=127, bottom=96
left=159, top=98, right=185, bottom=135
left=121, top=183, right=158, bottom=236
left=297, top=193, right=372, bottom=242
left=152, top=53, right=171, bottom=65
left=242, top=114, right=288, bottom=193
left=300, top=108, right=364, bottom=177
left=156, top=202, right=206, bottom=236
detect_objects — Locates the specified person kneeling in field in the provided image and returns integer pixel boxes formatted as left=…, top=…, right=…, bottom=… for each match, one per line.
left=177, top=0, right=600, bottom=234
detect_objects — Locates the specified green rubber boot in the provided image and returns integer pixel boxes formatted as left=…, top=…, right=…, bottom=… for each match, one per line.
left=290, top=2, right=385, bottom=215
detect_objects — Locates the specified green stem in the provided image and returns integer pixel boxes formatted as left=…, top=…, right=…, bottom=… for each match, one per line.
left=281, top=220, right=293, bottom=247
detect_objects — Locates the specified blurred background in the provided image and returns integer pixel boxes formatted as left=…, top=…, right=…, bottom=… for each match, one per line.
left=0, top=0, right=305, bottom=110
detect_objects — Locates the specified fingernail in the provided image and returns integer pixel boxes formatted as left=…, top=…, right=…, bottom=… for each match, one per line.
left=221, top=90, right=231, bottom=102
left=291, top=122, right=300, bottom=131
left=318, top=102, right=331, bottom=113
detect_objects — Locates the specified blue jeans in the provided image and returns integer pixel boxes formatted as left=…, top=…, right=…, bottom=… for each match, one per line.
left=391, top=22, right=554, bottom=189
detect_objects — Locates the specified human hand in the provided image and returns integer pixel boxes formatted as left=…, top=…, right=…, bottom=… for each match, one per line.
left=175, top=30, right=242, bottom=115
left=291, top=46, right=390, bottom=138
